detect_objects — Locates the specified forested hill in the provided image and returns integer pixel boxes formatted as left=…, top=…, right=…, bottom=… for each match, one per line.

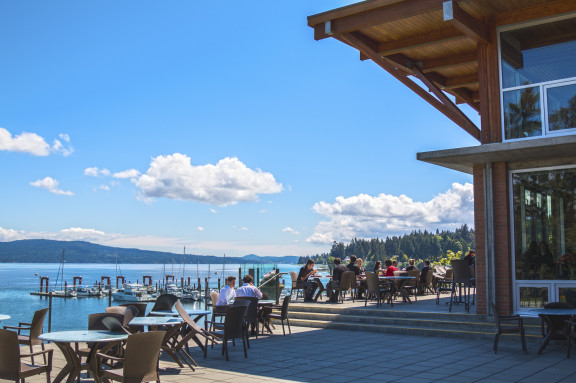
left=299, top=225, right=475, bottom=265
left=0, top=239, right=299, bottom=264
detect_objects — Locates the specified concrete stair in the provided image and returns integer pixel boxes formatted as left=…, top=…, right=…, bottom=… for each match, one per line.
left=284, top=303, right=543, bottom=342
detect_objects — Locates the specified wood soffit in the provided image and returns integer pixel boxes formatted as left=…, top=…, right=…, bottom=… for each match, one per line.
left=308, top=0, right=576, bottom=142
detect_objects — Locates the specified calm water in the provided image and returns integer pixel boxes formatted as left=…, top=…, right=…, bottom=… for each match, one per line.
left=0, top=263, right=298, bottom=331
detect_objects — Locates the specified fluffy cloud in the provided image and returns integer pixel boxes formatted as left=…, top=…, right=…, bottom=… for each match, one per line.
left=306, top=183, right=474, bottom=244
left=0, top=128, right=72, bottom=156
left=134, top=154, right=283, bottom=206
left=0, top=227, right=25, bottom=241
left=113, top=169, right=140, bottom=179
left=84, top=167, right=111, bottom=177
left=282, top=227, right=300, bottom=235
left=30, top=177, right=74, bottom=196
left=60, top=227, right=106, bottom=240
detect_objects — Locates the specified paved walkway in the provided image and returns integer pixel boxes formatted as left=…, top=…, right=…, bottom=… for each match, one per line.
left=21, top=325, right=576, bottom=383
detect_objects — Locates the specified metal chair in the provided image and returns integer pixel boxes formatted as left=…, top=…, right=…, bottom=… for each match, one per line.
left=149, top=293, right=179, bottom=313
left=0, top=328, right=53, bottom=383
left=265, top=296, right=292, bottom=335
left=336, top=271, right=357, bottom=303
left=3, top=307, right=49, bottom=365
left=449, top=260, right=473, bottom=312
left=205, top=305, right=249, bottom=361
left=364, top=271, right=392, bottom=307
left=491, top=302, right=527, bottom=354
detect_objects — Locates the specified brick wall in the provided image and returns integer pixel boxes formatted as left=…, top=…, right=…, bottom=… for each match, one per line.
left=473, top=164, right=486, bottom=314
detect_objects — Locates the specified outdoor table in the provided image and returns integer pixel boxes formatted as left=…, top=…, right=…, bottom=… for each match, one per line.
left=129, top=316, right=183, bottom=330
left=0, top=314, right=10, bottom=322
left=257, top=300, right=277, bottom=334
left=379, top=276, right=416, bottom=303
left=149, top=309, right=211, bottom=322
left=528, top=308, right=576, bottom=354
left=307, top=275, right=328, bottom=301
left=39, top=330, right=129, bottom=383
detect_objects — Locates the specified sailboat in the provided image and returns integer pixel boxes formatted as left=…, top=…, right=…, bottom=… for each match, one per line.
left=52, top=249, right=77, bottom=297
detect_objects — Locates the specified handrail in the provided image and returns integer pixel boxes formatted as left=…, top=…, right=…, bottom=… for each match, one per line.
left=257, top=272, right=287, bottom=289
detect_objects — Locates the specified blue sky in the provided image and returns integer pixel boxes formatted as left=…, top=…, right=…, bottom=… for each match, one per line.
left=0, top=1, right=478, bottom=258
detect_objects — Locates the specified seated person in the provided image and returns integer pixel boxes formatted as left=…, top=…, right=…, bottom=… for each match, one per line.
left=297, top=259, right=319, bottom=302
left=357, top=258, right=366, bottom=274
left=216, top=276, right=236, bottom=307
left=384, top=259, right=397, bottom=276
left=373, top=261, right=383, bottom=274
left=327, top=257, right=348, bottom=302
left=392, top=260, right=399, bottom=269
left=405, top=259, right=418, bottom=271
left=236, top=274, right=263, bottom=299
left=419, top=260, right=431, bottom=294
left=347, top=255, right=360, bottom=275
left=464, top=250, right=476, bottom=267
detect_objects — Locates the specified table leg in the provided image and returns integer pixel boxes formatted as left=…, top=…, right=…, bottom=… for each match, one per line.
left=313, top=278, right=325, bottom=301
left=397, top=280, right=412, bottom=304
left=52, top=342, right=81, bottom=383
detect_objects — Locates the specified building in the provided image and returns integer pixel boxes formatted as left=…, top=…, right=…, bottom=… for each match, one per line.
left=308, top=0, right=576, bottom=315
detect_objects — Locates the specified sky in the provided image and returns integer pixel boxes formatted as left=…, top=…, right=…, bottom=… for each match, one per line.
left=0, top=1, right=479, bottom=258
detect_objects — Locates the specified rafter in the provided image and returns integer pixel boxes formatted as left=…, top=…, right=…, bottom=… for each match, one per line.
left=443, top=0, right=489, bottom=43
left=378, top=27, right=466, bottom=56
left=421, top=52, right=477, bottom=72
left=338, top=32, right=480, bottom=141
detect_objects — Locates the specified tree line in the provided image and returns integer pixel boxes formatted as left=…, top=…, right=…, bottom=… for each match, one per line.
left=298, top=224, right=475, bottom=269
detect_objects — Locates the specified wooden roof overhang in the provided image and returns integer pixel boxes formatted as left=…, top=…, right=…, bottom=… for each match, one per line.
left=308, top=0, right=576, bottom=144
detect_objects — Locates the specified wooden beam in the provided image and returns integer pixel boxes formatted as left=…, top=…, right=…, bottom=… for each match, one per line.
left=495, top=0, right=576, bottom=27
left=443, top=0, right=489, bottom=43
left=378, top=27, right=466, bottom=56
left=338, top=32, right=480, bottom=141
left=421, top=51, right=477, bottom=72
left=319, top=0, right=446, bottom=39
left=443, top=73, right=478, bottom=90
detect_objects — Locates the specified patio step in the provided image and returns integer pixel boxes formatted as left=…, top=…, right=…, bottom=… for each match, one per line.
left=281, top=304, right=543, bottom=341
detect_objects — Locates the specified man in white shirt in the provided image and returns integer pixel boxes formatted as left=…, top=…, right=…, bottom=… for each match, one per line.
left=216, top=276, right=236, bottom=306
left=236, top=275, right=263, bottom=299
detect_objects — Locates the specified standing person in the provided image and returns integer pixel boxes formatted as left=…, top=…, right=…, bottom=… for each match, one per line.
left=297, top=259, right=319, bottom=302
left=216, top=276, right=236, bottom=306
left=384, top=259, right=397, bottom=276
left=236, top=274, right=263, bottom=299
left=327, top=258, right=348, bottom=302
left=406, top=259, right=418, bottom=271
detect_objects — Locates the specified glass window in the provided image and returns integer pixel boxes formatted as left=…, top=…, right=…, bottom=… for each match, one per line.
left=513, top=168, right=576, bottom=281
left=559, top=287, right=576, bottom=307
left=547, top=83, right=576, bottom=132
left=519, top=286, right=548, bottom=308
left=503, top=87, right=542, bottom=139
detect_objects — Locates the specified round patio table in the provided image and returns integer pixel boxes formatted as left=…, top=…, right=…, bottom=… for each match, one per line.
left=39, top=330, right=128, bottom=383
left=379, top=276, right=416, bottom=303
left=149, top=309, right=211, bottom=322
left=528, top=308, right=576, bottom=354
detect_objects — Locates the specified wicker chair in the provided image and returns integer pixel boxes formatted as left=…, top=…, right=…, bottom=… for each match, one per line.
left=538, top=302, right=575, bottom=354
left=235, top=297, right=259, bottom=338
left=0, top=328, right=53, bottom=383
left=404, top=269, right=420, bottom=301
left=265, top=296, right=292, bottom=335
left=205, top=305, right=249, bottom=361
left=120, top=303, right=148, bottom=317
left=364, top=271, right=391, bottom=307
left=337, top=271, right=357, bottom=303
left=3, top=307, right=49, bottom=365
left=289, top=271, right=305, bottom=302
left=97, top=331, right=165, bottom=383
left=149, top=294, right=179, bottom=314
left=491, top=302, right=527, bottom=354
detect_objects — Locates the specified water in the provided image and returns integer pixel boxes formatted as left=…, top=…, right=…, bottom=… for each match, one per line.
left=0, top=263, right=299, bottom=331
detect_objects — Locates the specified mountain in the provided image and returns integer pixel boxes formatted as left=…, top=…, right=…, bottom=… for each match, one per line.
left=0, top=239, right=298, bottom=264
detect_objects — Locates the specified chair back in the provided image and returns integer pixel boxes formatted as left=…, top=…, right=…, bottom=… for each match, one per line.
left=88, top=313, right=126, bottom=331
left=340, top=271, right=356, bottom=290
left=29, top=308, right=49, bottom=341
left=0, top=329, right=20, bottom=379
left=224, top=305, right=248, bottom=339
left=280, top=295, right=291, bottom=320
left=394, top=271, right=408, bottom=276
left=123, top=331, right=165, bottom=382
left=210, top=291, right=220, bottom=307
left=425, top=269, right=433, bottom=285
left=150, top=294, right=179, bottom=311
left=120, top=303, right=148, bottom=317
left=235, top=296, right=259, bottom=326
left=104, top=306, right=137, bottom=327
left=365, top=272, right=380, bottom=293
left=451, top=260, right=471, bottom=284
left=406, top=269, right=420, bottom=287
left=289, top=271, right=298, bottom=288
left=444, top=268, right=454, bottom=280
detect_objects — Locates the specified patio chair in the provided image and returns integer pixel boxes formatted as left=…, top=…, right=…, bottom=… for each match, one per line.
left=491, top=302, right=527, bottom=354
left=97, top=330, right=165, bottom=383
left=404, top=269, right=420, bottom=302
left=148, top=293, right=179, bottom=314
left=205, top=305, right=249, bottom=361
left=364, top=271, right=392, bottom=307
left=235, top=296, right=259, bottom=338
left=105, top=305, right=138, bottom=327
left=0, top=328, right=53, bottom=383
left=565, top=319, right=576, bottom=358
left=538, top=302, right=575, bottom=354
left=265, top=295, right=292, bottom=335
left=120, top=303, right=148, bottom=317
left=289, top=271, right=305, bottom=302
left=3, top=307, right=49, bottom=365
left=337, top=271, right=357, bottom=303
left=435, top=268, right=453, bottom=305
left=174, top=301, right=219, bottom=360
left=419, top=269, right=434, bottom=295
left=449, top=260, right=473, bottom=312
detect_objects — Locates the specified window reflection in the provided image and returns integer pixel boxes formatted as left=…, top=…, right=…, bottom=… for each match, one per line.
left=519, top=286, right=548, bottom=308
left=547, top=84, right=576, bottom=132
left=503, top=87, right=541, bottom=139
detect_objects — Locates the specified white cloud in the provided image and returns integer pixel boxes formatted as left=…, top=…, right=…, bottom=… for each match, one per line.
left=282, top=227, right=300, bottom=235
left=306, top=183, right=474, bottom=244
left=197, top=226, right=204, bottom=231
left=0, top=227, right=25, bottom=241
left=134, top=154, right=283, bottom=206
left=0, top=128, right=73, bottom=156
left=232, top=225, right=248, bottom=231
left=60, top=227, right=106, bottom=240
left=113, top=169, right=140, bottom=179
left=210, top=208, right=218, bottom=214
left=99, top=185, right=111, bottom=191
left=84, top=167, right=111, bottom=177
left=30, top=177, right=74, bottom=196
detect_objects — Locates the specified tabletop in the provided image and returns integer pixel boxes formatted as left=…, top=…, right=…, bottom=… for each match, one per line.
left=528, top=308, right=576, bottom=316
left=129, top=316, right=183, bottom=326
left=0, top=314, right=10, bottom=321
left=39, top=330, right=129, bottom=343
left=379, top=276, right=416, bottom=280
left=258, top=300, right=276, bottom=305
left=149, top=309, right=211, bottom=317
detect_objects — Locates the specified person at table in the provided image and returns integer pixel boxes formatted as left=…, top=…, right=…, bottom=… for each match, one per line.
left=405, top=259, right=418, bottom=271
left=327, top=257, right=348, bottom=302
left=297, top=259, right=319, bottom=302
left=384, top=259, right=397, bottom=276
left=373, top=261, right=383, bottom=274
left=357, top=258, right=366, bottom=274
left=347, top=255, right=360, bottom=275
left=393, top=260, right=399, bottom=269
left=236, top=274, right=263, bottom=299
left=216, top=276, right=236, bottom=306
left=419, top=260, right=431, bottom=294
